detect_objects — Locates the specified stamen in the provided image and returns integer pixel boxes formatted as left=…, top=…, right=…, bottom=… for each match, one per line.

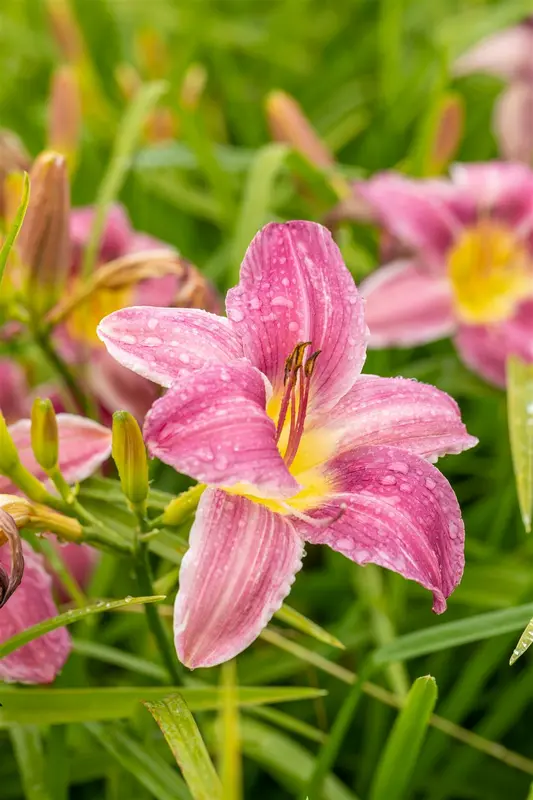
left=276, top=342, right=321, bottom=466
left=281, top=501, right=346, bottom=528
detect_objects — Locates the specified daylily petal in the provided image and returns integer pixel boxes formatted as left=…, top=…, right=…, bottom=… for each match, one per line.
left=360, top=260, right=456, bottom=347
left=455, top=300, right=533, bottom=387
left=0, top=541, right=71, bottom=683
left=226, top=221, right=367, bottom=411
left=97, top=307, right=243, bottom=388
left=296, top=445, right=464, bottom=613
left=144, top=362, right=298, bottom=498
left=454, top=22, right=533, bottom=81
left=494, top=83, right=533, bottom=164
left=357, top=174, right=470, bottom=269
left=174, top=488, right=303, bottom=668
left=319, top=374, right=477, bottom=461
left=0, top=414, right=111, bottom=494
left=450, top=162, right=533, bottom=233
left=0, top=359, right=28, bottom=423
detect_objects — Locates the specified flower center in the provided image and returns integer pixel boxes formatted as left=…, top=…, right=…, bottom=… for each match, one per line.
left=66, top=284, right=134, bottom=346
left=447, top=220, right=532, bottom=324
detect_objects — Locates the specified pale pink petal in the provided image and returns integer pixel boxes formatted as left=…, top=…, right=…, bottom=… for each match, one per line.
left=360, top=260, right=457, bottom=347
left=296, top=446, right=464, bottom=613
left=89, top=349, right=160, bottom=422
left=454, top=23, right=533, bottom=81
left=174, top=488, right=303, bottom=668
left=0, top=414, right=111, bottom=494
left=0, top=359, right=28, bottom=423
left=450, top=161, right=533, bottom=232
left=70, top=205, right=131, bottom=270
left=357, top=174, right=471, bottom=270
left=0, top=541, right=71, bottom=683
left=127, top=232, right=170, bottom=255
left=226, top=221, right=367, bottom=412
left=51, top=542, right=99, bottom=603
left=144, top=362, right=298, bottom=498
left=317, top=374, right=477, bottom=461
left=97, top=307, right=243, bottom=388
left=455, top=300, right=533, bottom=387
left=494, top=83, right=533, bottom=164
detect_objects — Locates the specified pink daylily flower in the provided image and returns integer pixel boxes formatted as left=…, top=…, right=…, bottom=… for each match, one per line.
left=63, top=205, right=219, bottom=421
left=0, top=414, right=111, bottom=683
left=357, top=163, right=533, bottom=386
left=454, top=19, right=533, bottom=164
left=0, top=541, right=70, bottom=684
left=0, top=359, right=28, bottom=424
left=98, top=221, right=476, bottom=669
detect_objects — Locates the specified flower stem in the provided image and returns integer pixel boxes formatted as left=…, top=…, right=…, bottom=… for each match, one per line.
left=134, top=542, right=182, bottom=685
left=32, top=327, right=95, bottom=418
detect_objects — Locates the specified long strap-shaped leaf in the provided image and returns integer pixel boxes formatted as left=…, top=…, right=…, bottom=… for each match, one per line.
left=144, top=694, right=222, bottom=800
left=369, top=676, right=438, bottom=800
left=0, top=171, right=30, bottom=287
left=507, top=355, right=533, bottom=532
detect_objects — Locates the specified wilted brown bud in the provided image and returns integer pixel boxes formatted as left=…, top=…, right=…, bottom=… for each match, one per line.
left=0, top=509, right=23, bottom=608
left=266, top=90, right=334, bottom=170
left=48, top=250, right=221, bottom=326
left=0, top=130, right=31, bottom=219
left=17, top=151, right=71, bottom=315
left=427, top=94, right=464, bottom=175
left=48, top=66, right=81, bottom=171
left=0, top=494, right=83, bottom=545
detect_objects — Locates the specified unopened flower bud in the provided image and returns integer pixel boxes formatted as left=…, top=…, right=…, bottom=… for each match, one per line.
left=31, top=398, right=59, bottom=472
left=0, top=129, right=31, bottom=219
left=427, top=94, right=464, bottom=176
left=162, top=483, right=205, bottom=527
left=0, top=411, right=20, bottom=475
left=0, top=494, right=83, bottom=546
left=112, top=411, right=149, bottom=509
left=17, top=151, right=70, bottom=315
left=48, top=66, right=81, bottom=172
left=266, top=90, right=334, bottom=170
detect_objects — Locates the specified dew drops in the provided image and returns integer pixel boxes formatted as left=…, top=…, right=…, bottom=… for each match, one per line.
left=425, top=477, right=436, bottom=490
left=289, top=321, right=299, bottom=332
left=388, top=462, right=409, bottom=474
left=448, top=522, right=459, bottom=539
left=179, top=353, right=191, bottom=364
left=144, top=336, right=163, bottom=347
left=380, top=475, right=397, bottom=486
left=122, top=334, right=137, bottom=345
left=147, top=318, right=159, bottom=330
left=228, top=308, right=244, bottom=323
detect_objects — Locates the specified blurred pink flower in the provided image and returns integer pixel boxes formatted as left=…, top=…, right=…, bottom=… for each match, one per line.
left=63, top=205, right=219, bottom=421
left=0, top=414, right=111, bottom=683
left=454, top=19, right=533, bottom=163
left=357, top=163, right=533, bottom=386
left=99, top=221, right=476, bottom=669
left=0, top=360, right=28, bottom=423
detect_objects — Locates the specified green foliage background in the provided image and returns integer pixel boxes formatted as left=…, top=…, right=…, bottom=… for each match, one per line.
left=2, top=0, right=533, bottom=798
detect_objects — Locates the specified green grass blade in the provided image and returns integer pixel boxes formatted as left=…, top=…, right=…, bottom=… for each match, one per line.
left=85, top=722, right=190, bottom=800
left=369, top=676, right=438, bottom=800
left=70, top=0, right=123, bottom=104
left=10, top=726, right=50, bottom=800
left=300, top=667, right=367, bottom=800
left=72, top=638, right=170, bottom=681
left=507, top=355, right=533, bottom=531
left=0, top=686, right=327, bottom=726
left=81, top=81, right=167, bottom=278
left=373, top=601, right=533, bottom=665
left=0, top=171, right=29, bottom=287
left=510, top=616, right=533, bottom=665
left=219, top=660, right=242, bottom=800
left=236, top=718, right=358, bottom=800
left=144, top=694, right=222, bottom=800
left=231, top=143, right=288, bottom=273
left=0, top=595, right=165, bottom=659
left=275, top=604, right=345, bottom=649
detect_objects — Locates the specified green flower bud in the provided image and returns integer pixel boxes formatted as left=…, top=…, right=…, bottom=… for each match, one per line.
left=31, top=398, right=59, bottom=471
left=112, top=411, right=149, bottom=508
left=0, top=411, right=20, bottom=475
